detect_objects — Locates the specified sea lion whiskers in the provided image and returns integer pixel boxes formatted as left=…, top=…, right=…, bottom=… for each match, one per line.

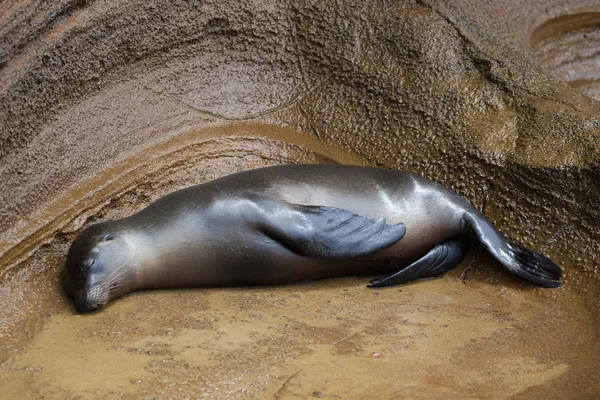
left=93, top=257, right=131, bottom=294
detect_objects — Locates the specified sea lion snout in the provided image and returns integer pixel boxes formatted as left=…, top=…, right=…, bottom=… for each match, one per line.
left=75, top=293, right=106, bottom=312
left=74, top=279, right=116, bottom=312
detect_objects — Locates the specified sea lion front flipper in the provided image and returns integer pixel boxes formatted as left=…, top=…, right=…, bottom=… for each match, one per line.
left=368, top=240, right=467, bottom=287
left=257, top=202, right=406, bottom=259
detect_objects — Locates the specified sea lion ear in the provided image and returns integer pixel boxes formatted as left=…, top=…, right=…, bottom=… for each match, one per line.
left=257, top=201, right=406, bottom=259
left=102, top=234, right=116, bottom=242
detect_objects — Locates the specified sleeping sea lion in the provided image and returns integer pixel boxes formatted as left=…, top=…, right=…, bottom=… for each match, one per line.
left=64, top=164, right=562, bottom=312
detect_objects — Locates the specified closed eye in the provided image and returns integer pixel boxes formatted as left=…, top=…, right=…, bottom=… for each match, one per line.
left=83, top=259, right=95, bottom=271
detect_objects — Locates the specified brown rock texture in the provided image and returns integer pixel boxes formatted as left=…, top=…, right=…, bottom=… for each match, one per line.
left=1, top=0, right=599, bottom=398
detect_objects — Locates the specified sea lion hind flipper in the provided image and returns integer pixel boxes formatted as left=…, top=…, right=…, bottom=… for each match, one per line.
left=258, top=202, right=406, bottom=259
left=368, top=240, right=467, bottom=287
left=462, top=212, right=563, bottom=288
left=501, top=244, right=563, bottom=287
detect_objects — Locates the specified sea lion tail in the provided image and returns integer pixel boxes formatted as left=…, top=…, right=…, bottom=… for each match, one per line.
left=462, top=212, right=563, bottom=288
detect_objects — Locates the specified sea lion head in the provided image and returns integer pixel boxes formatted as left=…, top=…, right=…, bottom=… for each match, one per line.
left=65, top=222, right=137, bottom=312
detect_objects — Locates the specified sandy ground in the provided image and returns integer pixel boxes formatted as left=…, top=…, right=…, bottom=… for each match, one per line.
left=1, top=260, right=598, bottom=399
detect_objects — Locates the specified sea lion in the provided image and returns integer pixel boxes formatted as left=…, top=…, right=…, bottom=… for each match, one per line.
left=64, top=164, right=563, bottom=312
